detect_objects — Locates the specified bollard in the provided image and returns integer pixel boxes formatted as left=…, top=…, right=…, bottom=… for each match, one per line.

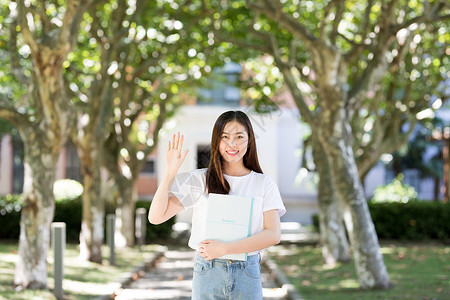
left=51, top=222, right=66, bottom=300
left=106, top=214, right=115, bottom=265
left=135, top=208, right=147, bottom=246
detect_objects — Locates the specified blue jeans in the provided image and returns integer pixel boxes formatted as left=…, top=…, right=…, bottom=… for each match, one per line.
left=192, top=253, right=263, bottom=300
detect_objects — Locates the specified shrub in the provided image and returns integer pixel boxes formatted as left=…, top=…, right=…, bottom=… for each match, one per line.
left=136, top=200, right=175, bottom=242
left=0, top=194, right=22, bottom=239
left=311, top=201, right=450, bottom=241
left=53, top=197, right=83, bottom=242
left=0, top=195, right=174, bottom=242
left=369, top=201, right=450, bottom=241
left=372, top=174, right=418, bottom=204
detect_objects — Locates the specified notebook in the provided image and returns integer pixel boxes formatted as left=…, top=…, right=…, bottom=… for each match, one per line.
left=205, top=193, right=254, bottom=261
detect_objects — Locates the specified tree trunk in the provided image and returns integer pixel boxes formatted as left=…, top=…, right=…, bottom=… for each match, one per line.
left=78, top=141, right=104, bottom=263
left=14, top=131, right=58, bottom=288
left=13, top=42, right=75, bottom=290
left=115, top=180, right=136, bottom=247
left=319, top=109, right=391, bottom=289
left=312, top=134, right=351, bottom=265
left=6, top=0, right=91, bottom=289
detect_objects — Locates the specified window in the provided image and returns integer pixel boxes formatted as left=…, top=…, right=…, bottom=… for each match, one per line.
left=65, top=140, right=82, bottom=182
left=197, top=145, right=211, bottom=169
left=197, top=62, right=241, bottom=106
left=141, top=159, right=156, bottom=175
left=12, top=137, right=24, bottom=194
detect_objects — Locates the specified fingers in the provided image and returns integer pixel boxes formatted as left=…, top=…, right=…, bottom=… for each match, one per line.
left=169, top=132, right=183, bottom=149
left=172, top=133, right=176, bottom=149
left=177, top=132, right=184, bottom=152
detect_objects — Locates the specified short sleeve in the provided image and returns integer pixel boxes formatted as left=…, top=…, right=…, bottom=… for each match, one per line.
left=170, top=169, right=206, bottom=210
left=263, top=176, right=286, bottom=217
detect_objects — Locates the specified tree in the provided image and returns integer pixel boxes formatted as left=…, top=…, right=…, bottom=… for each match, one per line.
left=353, top=20, right=449, bottom=183
left=0, top=0, right=92, bottom=289
left=208, top=0, right=449, bottom=289
left=66, top=0, right=209, bottom=253
left=101, top=0, right=209, bottom=248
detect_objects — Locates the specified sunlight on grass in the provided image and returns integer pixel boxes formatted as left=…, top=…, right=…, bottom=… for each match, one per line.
left=0, top=241, right=164, bottom=300
left=380, top=246, right=396, bottom=255
left=269, top=242, right=450, bottom=300
left=339, top=279, right=359, bottom=288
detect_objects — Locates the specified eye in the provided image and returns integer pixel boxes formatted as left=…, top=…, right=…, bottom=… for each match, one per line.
left=221, top=135, right=229, bottom=139
left=237, top=135, right=244, bottom=139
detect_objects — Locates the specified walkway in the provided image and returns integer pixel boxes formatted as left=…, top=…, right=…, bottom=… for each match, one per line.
left=108, top=222, right=316, bottom=300
left=114, top=246, right=288, bottom=300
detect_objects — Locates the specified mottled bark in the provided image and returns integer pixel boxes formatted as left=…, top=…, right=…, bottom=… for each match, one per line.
left=12, top=37, right=75, bottom=291
left=4, top=0, right=91, bottom=288
left=318, top=108, right=391, bottom=289
left=114, top=181, right=136, bottom=247
left=14, top=130, right=57, bottom=288
left=312, top=134, right=350, bottom=265
left=78, top=140, right=104, bottom=263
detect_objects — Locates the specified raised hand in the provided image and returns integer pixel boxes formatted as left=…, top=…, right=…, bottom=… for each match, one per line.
left=165, top=132, right=189, bottom=178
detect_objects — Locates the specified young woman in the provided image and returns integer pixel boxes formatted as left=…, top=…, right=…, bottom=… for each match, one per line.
left=149, top=110, right=286, bottom=299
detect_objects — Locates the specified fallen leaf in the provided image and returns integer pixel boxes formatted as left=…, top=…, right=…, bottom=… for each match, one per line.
left=302, top=280, right=311, bottom=286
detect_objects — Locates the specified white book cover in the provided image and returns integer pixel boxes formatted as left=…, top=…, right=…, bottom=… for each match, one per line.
left=205, top=193, right=254, bottom=261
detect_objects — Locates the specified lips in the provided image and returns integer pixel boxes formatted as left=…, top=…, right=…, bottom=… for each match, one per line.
left=226, top=150, right=239, bottom=156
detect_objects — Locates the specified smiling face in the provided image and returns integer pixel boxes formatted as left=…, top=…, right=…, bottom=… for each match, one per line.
left=219, top=120, right=249, bottom=167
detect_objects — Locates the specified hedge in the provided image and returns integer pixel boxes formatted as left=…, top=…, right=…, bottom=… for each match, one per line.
left=368, top=201, right=449, bottom=240
left=0, top=195, right=174, bottom=243
left=312, top=201, right=449, bottom=241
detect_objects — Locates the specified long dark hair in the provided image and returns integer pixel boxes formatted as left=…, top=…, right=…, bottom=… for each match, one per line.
left=206, top=111, right=263, bottom=194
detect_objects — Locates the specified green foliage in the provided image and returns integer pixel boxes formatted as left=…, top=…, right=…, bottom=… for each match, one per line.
left=53, top=197, right=83, bottom=242
left=0, top=194, right=22, bottom=239
left=0, top=196, right=174, bottom=242
left=369, top=201, right=450, bottom=241
left=312, top=201, right=450, bottom=241
left=136, top=200, right=175, bottom=242
left=0, top=118, right=15, bottom=137
left=0, top=2, right=35, bottom=119
left=372, top=174, right=418, bottom=203
left=210, top=0, right=448, bottom=184
left=53, top=179, right=84, bottom=203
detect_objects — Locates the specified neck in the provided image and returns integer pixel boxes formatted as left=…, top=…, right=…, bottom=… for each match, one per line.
left=223, top=162, right=250, bottom=176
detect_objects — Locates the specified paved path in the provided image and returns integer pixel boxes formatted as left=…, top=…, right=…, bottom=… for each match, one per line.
left=114, top=246, right=288, bottom=300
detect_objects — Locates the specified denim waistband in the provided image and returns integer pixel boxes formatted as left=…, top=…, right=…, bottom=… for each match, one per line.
left=195, top=252, right=260, bottom=269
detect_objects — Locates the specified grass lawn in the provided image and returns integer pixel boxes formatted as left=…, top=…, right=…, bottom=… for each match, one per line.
left=269, top=242, right=450, bottom=300
left=0, top=241, right=164, bottom=300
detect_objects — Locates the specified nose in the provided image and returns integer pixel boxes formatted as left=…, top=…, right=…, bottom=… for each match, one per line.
left=229, top=138, right=237, bottom=147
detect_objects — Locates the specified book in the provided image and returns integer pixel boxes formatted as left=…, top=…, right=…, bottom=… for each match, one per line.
left=205, top=193, right=254, bottom=261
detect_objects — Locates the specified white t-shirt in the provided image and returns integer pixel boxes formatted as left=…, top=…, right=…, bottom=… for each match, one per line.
left=170, top=168, right=286, bottom=255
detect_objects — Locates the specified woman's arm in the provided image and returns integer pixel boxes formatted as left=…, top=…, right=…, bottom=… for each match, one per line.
left=198, top=209, right=281, bottom=260
left=148, top=176, right=184, bottom=225
left=148, top=132, right=188, bottom=225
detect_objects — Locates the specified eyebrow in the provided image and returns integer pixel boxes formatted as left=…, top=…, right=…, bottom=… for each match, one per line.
left=222, top=131, right=246, bottom=134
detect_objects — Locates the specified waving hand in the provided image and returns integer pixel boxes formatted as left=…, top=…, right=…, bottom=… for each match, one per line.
left=165, top=132, right=189, bottom=178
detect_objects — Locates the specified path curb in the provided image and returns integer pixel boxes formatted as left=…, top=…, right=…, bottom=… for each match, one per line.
left=262, top=255, right=304, bottom=300
left=94, top=249, right=165, bottom=300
